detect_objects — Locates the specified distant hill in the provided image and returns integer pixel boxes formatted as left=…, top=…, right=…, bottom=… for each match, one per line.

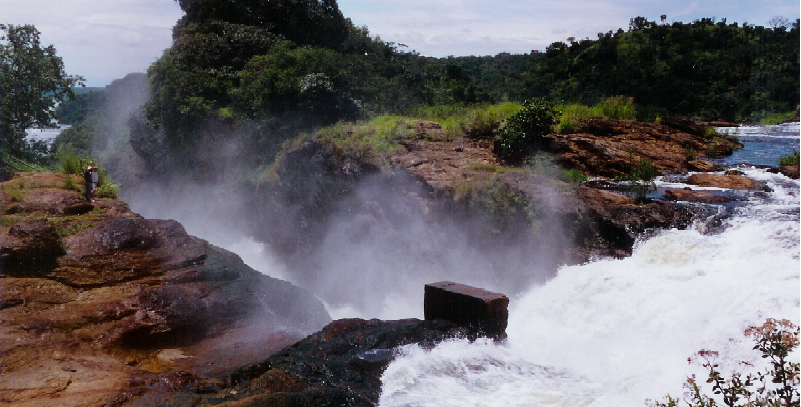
left=73, top=86, right=103, bottom=94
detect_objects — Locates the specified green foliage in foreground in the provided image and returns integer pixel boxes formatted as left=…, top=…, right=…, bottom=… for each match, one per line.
left=779, top=151, right=799, bottom=166
left=649, top=319, right=799, bottom=407
left=56, top=144, right=83, bottom=175
left=494, top=99, right=559, bottom=164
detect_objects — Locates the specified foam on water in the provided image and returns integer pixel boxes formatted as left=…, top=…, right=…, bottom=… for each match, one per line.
left=379, top=168, right=799, bottom=407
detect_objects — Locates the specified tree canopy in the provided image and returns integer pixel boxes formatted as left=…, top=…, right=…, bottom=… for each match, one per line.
left=0, top=24, right=84, bottom=161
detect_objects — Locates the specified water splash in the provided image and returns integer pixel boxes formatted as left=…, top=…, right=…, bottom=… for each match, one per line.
left=379, top=168, right=799, bottom=407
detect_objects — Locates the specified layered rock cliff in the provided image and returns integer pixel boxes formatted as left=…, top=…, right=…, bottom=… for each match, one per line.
left=0, top=172, right=331, bottom=406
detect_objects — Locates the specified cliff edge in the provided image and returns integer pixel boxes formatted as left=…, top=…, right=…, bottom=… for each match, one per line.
left=0, top=172, right=331, bottom=406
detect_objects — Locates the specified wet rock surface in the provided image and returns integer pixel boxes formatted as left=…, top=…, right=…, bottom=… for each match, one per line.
left=687, top=173, right=770, bottom=191
left=155, top=318, right=466, bottom=407
left=0, top=173, right=331, bottom=407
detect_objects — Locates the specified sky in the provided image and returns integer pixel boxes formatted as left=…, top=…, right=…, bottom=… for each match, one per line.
left=0, top=0, right=798, bottom=87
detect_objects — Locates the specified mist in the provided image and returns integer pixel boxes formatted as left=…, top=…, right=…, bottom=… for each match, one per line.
left=121, top=158, right=571, bottom=320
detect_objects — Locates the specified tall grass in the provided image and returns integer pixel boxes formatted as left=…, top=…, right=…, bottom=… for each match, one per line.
left=317, top=116, right=411, bottom=164
left=412, top=102, right=522, bottom=138
left=56, top=144, right=83, bottom=174
left=556, top=96, right=637, bottom=133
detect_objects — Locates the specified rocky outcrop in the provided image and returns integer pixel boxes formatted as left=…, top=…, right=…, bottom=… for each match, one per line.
left=780, top=165, right=800, bottom=180
left=538, top=118, right=741, bottom=178
left=664, top=188, right=737, bottom=203
left=686, top=173, right=770, bottom=191
left=151, top=318, right=466, bottom=407
left=0, top=172, right=331, bottom=407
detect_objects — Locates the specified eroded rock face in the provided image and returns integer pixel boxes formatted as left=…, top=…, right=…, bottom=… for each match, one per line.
left=538, top=119, right=741, bottom=178
left=1, top=219, right=64, bottom=276
left=0, top=172, right=331, bottom=407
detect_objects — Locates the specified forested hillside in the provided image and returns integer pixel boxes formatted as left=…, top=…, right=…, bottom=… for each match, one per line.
left=51, top=2, right=798, bottom=173
left=474, top=16, right=799, bottom=122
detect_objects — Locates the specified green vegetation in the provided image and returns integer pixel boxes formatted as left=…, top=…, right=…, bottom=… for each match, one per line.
left=555, top=97, right=638, bottom=133
left=528, top=153, right=588, bottom=184
left=48, top=3, right=799, bottom=192
left=56, top=144, right=83, bottom=175
left=627, top=156, right=658, bottom=203
left=1, top=181, right=28, bottom=202
left=316, top=116, right=411, bottom=164
left=649, top=319, right=799, bottom=407
left=779, top=151, right=800, bottom=166
left=454, top=178, right=537, bottom=232
left=757, top=111, right=799, bottom=125
left=0, top=24, right=84, bottom=167
left=494, top=99, right=559, bottom=164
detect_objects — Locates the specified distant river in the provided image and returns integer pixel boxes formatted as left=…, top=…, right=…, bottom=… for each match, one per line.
left=715, top=122, right=800, bottom=167
left=24, top=125, right=70, bottom=145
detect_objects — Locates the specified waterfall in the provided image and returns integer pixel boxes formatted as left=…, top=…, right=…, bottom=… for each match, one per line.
left=379, top=165, right=800, bottom=406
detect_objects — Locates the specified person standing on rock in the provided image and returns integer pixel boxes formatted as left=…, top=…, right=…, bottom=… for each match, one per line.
left=83, top=165, right=98, bottom=202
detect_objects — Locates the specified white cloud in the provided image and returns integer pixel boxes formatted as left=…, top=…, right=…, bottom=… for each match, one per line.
left=0, top=0, right=183, bottom=86
left=0, top=0, right=797, bottom=84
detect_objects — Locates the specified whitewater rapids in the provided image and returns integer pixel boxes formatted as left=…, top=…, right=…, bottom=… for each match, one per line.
left=378, top=167, right=800, bottom=407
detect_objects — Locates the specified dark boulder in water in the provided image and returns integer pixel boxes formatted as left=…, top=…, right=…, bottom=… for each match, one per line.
left=424, top=281, right=509, bottom=338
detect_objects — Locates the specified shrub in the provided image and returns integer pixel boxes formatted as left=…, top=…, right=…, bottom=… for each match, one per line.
left=56, top=144, right=83, bottom=175
left=95, top=168, right=119, bottom=198
left=628, top=157, right=657, bottom=203
left=779, top=151, right=799, bottom=166
left=649, top=319, right=800, bottom=407
left=494, top=99, right=559, bottom=165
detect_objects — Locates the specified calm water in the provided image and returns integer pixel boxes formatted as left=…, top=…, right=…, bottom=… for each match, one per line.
left=715, top=122, right=800, bottom=167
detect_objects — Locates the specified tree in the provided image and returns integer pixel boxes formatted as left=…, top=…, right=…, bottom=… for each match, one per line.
left=768, top=15, right=790, bottom=29
left=0, top=24, right=84, bottom=161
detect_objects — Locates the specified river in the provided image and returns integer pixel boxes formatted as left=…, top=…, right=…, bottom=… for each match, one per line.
left=377, top=124, right=800, bottom=406
left=124, top=123, right=799, bottom=405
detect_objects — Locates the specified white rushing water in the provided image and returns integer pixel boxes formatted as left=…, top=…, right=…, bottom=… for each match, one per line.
left=378, top=167, right=800, bottom=407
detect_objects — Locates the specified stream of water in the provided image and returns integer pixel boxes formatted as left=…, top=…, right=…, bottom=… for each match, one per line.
left=377, top=125, right=800, bottom=406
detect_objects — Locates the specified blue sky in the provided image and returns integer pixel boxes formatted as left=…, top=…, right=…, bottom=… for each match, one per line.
left=1, top=0, right=797, bottom=87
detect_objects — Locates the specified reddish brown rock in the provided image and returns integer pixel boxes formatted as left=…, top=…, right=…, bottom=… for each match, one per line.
left=687, top=173, right=769, bottom=190
left=780, top=165, right=800, bottom=180
left=424, top=281, right=509, bottom=338
left=688, top=159, right=723, bottom=172
left=0, top=172, right=331, bottom=407
left=1, top=219, right=65, bottom=276
left=664, top=188, right=735, bottom=203
left=537, top=119, right=741, bottom=178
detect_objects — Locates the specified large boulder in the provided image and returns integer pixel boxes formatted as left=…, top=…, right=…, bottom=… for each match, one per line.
left=686, top=173, right=770, bottom=191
